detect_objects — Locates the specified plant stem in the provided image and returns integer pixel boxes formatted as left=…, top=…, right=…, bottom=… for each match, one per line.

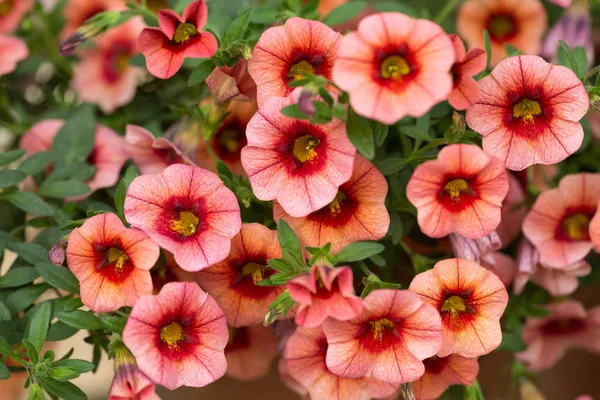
left=433, top=0, right=462, bottom=24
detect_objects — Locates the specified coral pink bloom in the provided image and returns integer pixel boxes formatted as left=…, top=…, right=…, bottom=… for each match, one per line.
left=124, top=163, right=241, bottom=272
left=516, top=300, right=600, bottom=370
left=332, top=12, right=454, bottom=124
left=496, top=174, right=527, bottom=247
left=249, top=17, right=340, bottom=107
left=406, top=144, right=509, bottom=239
left=206, top=60, right=257, bottom=104
left=287, top=264, right=363, bottom=328
left=466, top=55, right=588, bottom=171
left=0, top=35, right=27, bottom=76
left=273, top=154, right=388, bottom=254
left=197, top=223, right=283, bottom=327
left=590, top=200, right=600, bottom=251
left=123, top=282, right=228, bottom=390
left=138, top=0, right=217, bottom=79
left=225, top=325, right=279, bottom=381
left=523, top=173, right=600, bottom=268
left=125, top=125, right=193, bottom=175
left=448, top=34, right=486, bottom=110
left=0, top=0, right=33, bottom=33
left=285, top=326, right=396, bottom=400
left=323, top=289, right=442, bottom=386
left=61, top=0, right=125, bottom=40
left=108, top=340, right=160, bottom=400
left=241, top=90, right=356, bottom=217
left=20, top=120, right=64, bottom=156
left=457, top=0, right=546, bottom=66
left=72, top=18, right=145, bottom=114
left=409, top=258, right=509, bottom=357
left=550, top=0, right=571, bottom=6
left=66, top=213, right=159, bottom=312
left=413, top=355, right=479, bottom=400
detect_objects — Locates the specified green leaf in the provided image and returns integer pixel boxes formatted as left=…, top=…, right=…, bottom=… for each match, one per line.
left=399, top=125, right=432, bottom=141
left=114, top=164, right=139, bottom=223
left=482, top=29, right=491, bottom=72
left=0, top=363, right=9, bottom=380
left=9, top=242, right=49, bottom=264
left=0, top=266, right=39, bottom=288
left=49, top=367, right=80, bottom=381
left=373, top=1, right=417, bottom=15
left=52, top=105, right=96, bottom=167
left=38, top=180, right=90, bottom=198
left=35, top=263, right=80, bottom=293
left=23, top=339, right=39, bottom=364
left=572, top=46, right=588, bottom=78
left=45, top=162, right=96, bottom=183
left=371, top=120, right=389, bottom=147
left=0, top=149, right=26, bottom=167
left=0, top=170, right=27, bottom=189
left=55, top=310, right=104, bottom=331
left=281, top=104, right=310, bottom=120
left=0, top=335, right=14, bottom=356
left=336, top=241, right=385, bottom=264
left=46, top=322, right=78, bottom=342
left=26, top=301, right=52, bottom=353
left=223, top=7, right=254, bottom=46
left=19, top=152, right=54, bottom=176
left=4, top=191, right=53, bottom=216
left=36, top=377, right=87, bottom=400
left=558, top=41, right=579, bottom=76
left=251, top=5, right=278, bottom=23
left=323, top=1, right=366, bottom=26
left=101, top=315, right=126, bottom=334
left=53, top=359, right=95, bottom=374
left=188, top=58, right=216, bottom=86
left=276, top=219, right=306, bottom=272
left=376, top=158, right=408, bottom=175
left=0, top=301, right=11, bottom=321
left=5, top=284, right=50, bottom=313
left=346, top=107, right=375, bottom=159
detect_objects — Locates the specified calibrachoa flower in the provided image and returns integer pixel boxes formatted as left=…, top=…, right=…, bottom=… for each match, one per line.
left=61, top=0, right=125, bottom=40
left=124, top=163, right=241, bottom=272
left=196, top=223, right=283, bottom=327
left=332, top=12, right=454, bottom=124
left=496, top=174, right=528, bottom=247
left=323, top=289, right=442, bottom=385
left=549, top=0, right=571, bottom=6
left=591, top=204, right=600, bottom=251
left=284, top=326, right=396, bottom=400
left=66, top=213, right=159, bottom=312
left=516, top=300, right=600, bottom=370
left=287, top=263, right=363, bottom=328
left=409, top=258, right=509, bottom=357
left=225, top=325, right=279, bottom=381
left=273, top=154, right=389, bottom=254
left=523, top=173, right=600, bottom=268
left=466, top=55, right=588, bottom=171
left=457, top=0, right=547, bottom=66
left=123, top=282, right=228, bottom=390
left=241, top=90, right=356, bottom=217
left=413, top=355, right=479, bottom=400
left=448, top=34, right=486, bottom=111
left=248, top=17, right=340, bottom=107
left=406, top=144, right=509, bottom=239
left=0, top=0, right=33, bottom=33
left=0, top=34, right=27, bottom=76
left=205, top=60, right=257, bottom=104
left=138, top=0, right=218, bottom=79
left=108, top=339, right=160, bottom=400
left=542, top=4, right=593, bottom=68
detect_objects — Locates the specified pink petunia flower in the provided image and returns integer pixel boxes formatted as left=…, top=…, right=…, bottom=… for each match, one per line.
left=591, top=201, right=600, bottom=251
left=448, top=34, right=486, bottom=111
left=323, top=289, right=442, bottom=386
left=241, top=90, right=356, bottom=218
left=287, top=263, right=363, bottom=328
left=413, top=355, right=479, bottom=400
left=332, top=12, right=454, bottom=124
left=273, top=154, right=388, bottom=254
left=0, top=34, right=27, bottom=76
left=196, top=223, right=283, bottom=327
left=124, top=163, right=241, bottom=272
left=61, top=0, right=125, bottom=40
left=66, top=213, right=159, bottom=312
left=138, top=0, right=217, bottom=79
left=516, top=300, right=600, bottom=370
left=409, top=258, right=509, bottom=357
left=123, top=282, right=228, bottom=390
left=248, top=17, right=340, bottom=107
left=284, top=326, right=397, bottom=400
left=406, top=144, right=509, bottom=239
left=225, top=325, right=279, bottom=381
left=466, top=55, right=588, bottom=171
left=523, top=173, right=600, bottom=268
left=0, top=0, right=33, bottom=33
left=108, top=339, right=160, bottom=400
left=206, top=60, right=257, bottom=105
left=496, top=173, right=528, bottom=247
left=549, top=0, right=571, bottom=7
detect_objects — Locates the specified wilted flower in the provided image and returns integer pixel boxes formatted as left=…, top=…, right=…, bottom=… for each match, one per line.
left=48, top=236, right=68, bottom=266
left=205, top=60, right=257, bottom=104
left=0, top=34, right=27, bottom=76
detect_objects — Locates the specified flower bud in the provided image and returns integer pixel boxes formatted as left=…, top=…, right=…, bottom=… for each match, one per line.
left=48, top=236, right=68, bottom=266
left=28, top=384, right=45, bottom=400
left=298, top=90, right=316, bottom=117
left=59, top=11, right=121, bottom=56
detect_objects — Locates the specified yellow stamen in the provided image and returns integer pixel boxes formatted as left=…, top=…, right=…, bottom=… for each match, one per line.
left=106, top=247, right=128, bottom=272
left=0, top=1, right=12, bottom=17
left=369, top=318, right=395, bottom=341
left=488, top=15, right=515, bottom=39
left=328, top=191, right=346, bottom=217
left=218, top=129, right=241, bottom=153
left=173, top=22, right=197, bottom=43
left=289, top=60, right=315, bottom=80
left=118, top=53, right=130, bottom=73
left=441, top=295, right=467, bottom=315
left=380, top=55, right=411, bottom=80
left=513, top=99, right=542, bottom=124
left=562, top=213, right=590, bottom=241
left=171, top=211, right=199, bottom=237
left=160, top=322, right=184, bottom=349
left=444, top=179, right=469, bottom=199
left=292, top=135, right=320, bottom=163
left=242, top=262, right=267, bottom=284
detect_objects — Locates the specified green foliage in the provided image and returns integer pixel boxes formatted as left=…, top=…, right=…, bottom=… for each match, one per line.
left=346, top=107, right=375, bottom=159
left=335, top=242, right=385, bottom=264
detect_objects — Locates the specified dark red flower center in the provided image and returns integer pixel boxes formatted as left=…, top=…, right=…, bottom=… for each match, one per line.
left=230, top=258, right=277, bottom=299
left=157, top=197, right=207, bottom=242
left=281, top=121, right=328, bottom=177
left=93, top=242, right=134, bottom=282
left=226, top=327, right=250, bottom=351
left=373, top=44, right=418, bottom=89
left=541, top=317, right=586, bottom=336
left=0, top=0, right=13, bottom=16
left=556, top=209, right=594, bottom=242
left=157, top=314, right=200, bottom=360
left=358, top=317, right=400, bottom=352
left=513, top=98, right=542, bottom=125
left=211, top=119, right=247, bottom=163
left=173, top=22, right=197, bottom=43
left=103, top=42, right=133, bottom=83
left=439, top=290, right=476, bottom=331
left=487, top=14, right=517, bottom=41
left=380, top=55, right=411, bottom=80
left=285, top=51, right=329, bottom=84
left=438, top=177, right=478, bottom=212
left=423, top=355, right=448, bottom=374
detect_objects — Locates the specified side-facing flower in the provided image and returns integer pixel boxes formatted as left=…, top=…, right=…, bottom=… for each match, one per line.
left=197, top=223, right=283, bottom=327
left=413, top=355, right=479, bottom=400
left=496, top=173, right=528, bottom=247
left=108, top=338, right=160, bottom=400
left=323, top=289, right=442, bottom=386
left=248, top=17, right=340, bottom=106
left=409, top=258, right=509, bottom=357
left=0, top=34, right=27, bottom=76
left=273, top=154, right=388, bottom=254
left=124, top=163, right=241, bottom=272
left=206, top=60, right=257, bottom=104
left=466, top=55, right=588, bottom=171
left=542, top=4, right=593, bottom=67
left=66, top=213, right=159, bottom=312
left=333, top=12, right=454, bottom=124
left=448, top=34, right=486, bottom=110
left=225, top=325, right=279, bottom=381
left=0, top=0, right=33, bottom=33
left=406, top=144, right=509, bottom=239
left=241, top=90, right=356, bottom=217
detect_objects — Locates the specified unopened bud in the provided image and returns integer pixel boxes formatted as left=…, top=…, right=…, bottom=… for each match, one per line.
left=588, top=87, right=600, bottom=112
left=240, top=44, right=252, bottom=60
left=59, top=11, right=121, bottom=56
left=298, top=90, right=316, bottom=116
left=48, top=236, right=69, bottom=266
left=452, top=111, right=466, bottom=134
left=28, top=384, right=45, bottom=400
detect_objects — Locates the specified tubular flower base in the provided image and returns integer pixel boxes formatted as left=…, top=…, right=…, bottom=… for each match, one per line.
left=412, top=355, right=479, bottom=400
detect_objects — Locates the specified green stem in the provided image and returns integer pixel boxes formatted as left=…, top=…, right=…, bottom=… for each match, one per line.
left=127, top=1, right=158, bottom=22
left=583, top=65, right=600, bottom=82
left=412, top=138, right=446, bottom=158
left=433, top=0, right=462, bottom=24
left=358, top=261, right=374, bottom=277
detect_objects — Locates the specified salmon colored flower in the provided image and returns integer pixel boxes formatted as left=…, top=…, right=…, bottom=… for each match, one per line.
left=20, top=120, right=63, bottom=156
left=466, top=55, right=588, bottom=171
left=550, top=0, right=571, bottom=6
left=516, top=300, right=600, bottom=370
left=406, top=144, right=509, bottom=239
left=523, top=173, right=600, bottom=268
left=138, top=0, right=217, bottom=79
left=225, top=325, right=279, bottom=381
left=457, top=0, right=547, bottom=66
left=448, top=34, right=486, bottom=111
left=285, top=326, right=396, bottom=400
left=413, top=355, right=479, bottom=400
left=123, top=282, right=228, bottom=390
left=591, top=204, right=600, bottom=252
left=0, top=0, right=33, bottom=33
left=496, top=174, right=527, bottom=247
left=273, top=154, right=388, bottom=254
left=409, top=258, right=509, bottom=357
left=241, top=90, right=356, bottom=218
left=0, top=34, right=27, bottom=76
left=108, top=339, right=160, bottom=400
left=61, top=0, right=125, bottom=40
left=197, top=223, right=283, bottom=327
left=72, top=18, right=145, bottom=114
left=287, top=264, right=363, bottom=328
left=323, top=289, right=442, bottom=385
left=248, top=17, right=340, bottom=106
left=124, top=164, right=241, bottom=272
left=66, top=213, right=159, bottom=312
left=332, top=12, right=454, bottom=124
left=205, top=60, right=257, bottom=105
